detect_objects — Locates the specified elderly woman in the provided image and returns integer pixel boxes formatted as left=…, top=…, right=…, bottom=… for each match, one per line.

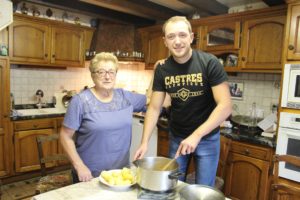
left=60, top=52, right=147, bottom=183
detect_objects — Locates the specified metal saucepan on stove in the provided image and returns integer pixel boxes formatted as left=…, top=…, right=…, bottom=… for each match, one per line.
left=179, top=184, right=225, bottom=200
left=133, top=157, right=183, bottom=192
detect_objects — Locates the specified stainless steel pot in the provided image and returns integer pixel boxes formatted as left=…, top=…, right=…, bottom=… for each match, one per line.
left=179, top=184, right=225, bottom=200
left=133, top=157, right=182, bottom=192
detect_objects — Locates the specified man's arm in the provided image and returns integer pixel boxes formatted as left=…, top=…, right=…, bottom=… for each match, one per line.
left=175, top=81, right=232, bottom=157
left=134, top=91, right=166, bottom=160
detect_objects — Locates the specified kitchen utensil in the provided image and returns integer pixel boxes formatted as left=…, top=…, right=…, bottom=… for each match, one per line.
left=179, top=184, right=225, bottom=200
left=133, top=157, right=183, bottom=192
left=161, top=158, right=176, bottom=171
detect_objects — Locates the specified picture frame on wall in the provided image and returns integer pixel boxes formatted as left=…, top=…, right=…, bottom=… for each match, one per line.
left=229, top=81, right=244, bottom=100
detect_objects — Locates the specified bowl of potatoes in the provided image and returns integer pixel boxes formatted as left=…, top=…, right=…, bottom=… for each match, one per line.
left=99, top=167, right=136, bottom=190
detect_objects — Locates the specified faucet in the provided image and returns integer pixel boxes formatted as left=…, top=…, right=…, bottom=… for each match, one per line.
left=36, top=89, right=44, bottom=109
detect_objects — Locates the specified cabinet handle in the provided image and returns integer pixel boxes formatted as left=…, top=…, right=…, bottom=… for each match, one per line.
left=45, top=53, right=48, bottom=57
left=52, top=55, right=55, bottom=58
left=244, top=149, right=250, bottom=155
left=288, top=45, right=294, bottom=50
left=3, top=115, right=8, bottom=118
left=241, top=57, right=246, bottom=61
left=33, top=124, right=39, bottom=128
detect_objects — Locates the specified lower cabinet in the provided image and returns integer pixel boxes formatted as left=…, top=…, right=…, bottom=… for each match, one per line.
left=225, top=141, right=274, bottom=200
left=13, top=118, right=65, bottom=173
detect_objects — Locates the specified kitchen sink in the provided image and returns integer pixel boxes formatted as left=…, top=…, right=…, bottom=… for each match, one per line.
left=16, top=107, right=67, bottom=116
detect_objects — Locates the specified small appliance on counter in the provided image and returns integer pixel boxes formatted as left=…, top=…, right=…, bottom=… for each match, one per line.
left=54, top=90, right=76, bottom=109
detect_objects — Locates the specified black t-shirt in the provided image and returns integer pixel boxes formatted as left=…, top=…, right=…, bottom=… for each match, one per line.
left=153, top=50, right=228, bottom=138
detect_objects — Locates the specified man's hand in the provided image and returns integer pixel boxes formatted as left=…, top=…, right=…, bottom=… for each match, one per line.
left=133, top=143, right=148, bottom=160
left=175, top=134, right=202, bottom=158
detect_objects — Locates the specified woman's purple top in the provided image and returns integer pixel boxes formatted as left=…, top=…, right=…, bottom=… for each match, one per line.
left=63, top=88, right=146, bottom=177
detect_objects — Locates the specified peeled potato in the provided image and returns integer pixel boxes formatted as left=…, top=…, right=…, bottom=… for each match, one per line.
left=100, top=168, right=135, bottom=186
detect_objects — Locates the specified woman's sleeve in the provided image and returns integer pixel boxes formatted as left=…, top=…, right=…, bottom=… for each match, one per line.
left=123, top=90, right=147, bottom=112
left=63, top=95, right=83, bottom=130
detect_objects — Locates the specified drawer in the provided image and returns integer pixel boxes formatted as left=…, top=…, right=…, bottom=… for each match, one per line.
left=14, top=119, right=55, bottom=131
left=230, top=141, right=272, bottom=161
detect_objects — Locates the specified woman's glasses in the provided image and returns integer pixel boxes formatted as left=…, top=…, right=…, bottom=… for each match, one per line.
left=92, top=70, right=116, bottom=78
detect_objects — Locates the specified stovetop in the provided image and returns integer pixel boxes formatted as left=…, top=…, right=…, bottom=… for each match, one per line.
left=137, top=187, right=180, bottom=200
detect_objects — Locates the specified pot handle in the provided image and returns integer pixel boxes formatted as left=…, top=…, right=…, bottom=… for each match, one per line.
left=168, top=171, right=185, bottom=180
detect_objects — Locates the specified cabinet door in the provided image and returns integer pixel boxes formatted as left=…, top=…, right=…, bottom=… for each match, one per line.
left=51, top=27, right=84, bottom=67
left=287, top=3, right=300, bottom=60
left=14, top=129, right=56, bottom=172
left=0, top=58, right=10, bottom=177
left=225, top=152, right=270, bottom=200
left=240, top=16, right=285, bottom=70
left=9, top=19, right=50, bottom=64
left=145, top=32, right=169, bottom=69
left=202, top=21, right=240, bottom=52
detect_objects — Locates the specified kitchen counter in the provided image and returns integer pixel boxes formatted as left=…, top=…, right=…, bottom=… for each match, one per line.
left=32, top=178, right=231, bottom=200
left=156, top=121, right=276, bottom=149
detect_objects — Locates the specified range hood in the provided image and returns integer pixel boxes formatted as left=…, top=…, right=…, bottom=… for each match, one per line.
left=0, top=0, right=13, bottom=31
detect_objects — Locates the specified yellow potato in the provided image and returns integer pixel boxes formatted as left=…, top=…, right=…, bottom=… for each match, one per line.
left=101, top=169, right=135, bottom=186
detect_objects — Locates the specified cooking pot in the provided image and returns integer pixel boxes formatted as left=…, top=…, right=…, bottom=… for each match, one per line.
left=230, top=115, right=263, bottom=136
left=133, top=157, right=183, bottom=192
left=179, top=184, right=225, bottom=200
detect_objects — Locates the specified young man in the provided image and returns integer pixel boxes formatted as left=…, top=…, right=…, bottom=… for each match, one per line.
left=134, top=16, right=232, bottom=186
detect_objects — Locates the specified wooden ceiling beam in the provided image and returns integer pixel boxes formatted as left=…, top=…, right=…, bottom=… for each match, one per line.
left=178, top=0, right=228, bottom=15
left=80, top=0, right=185, bottom=21
left=262, top=0, right=286, bottom=6
left=27, top=0, right=156, bottom=25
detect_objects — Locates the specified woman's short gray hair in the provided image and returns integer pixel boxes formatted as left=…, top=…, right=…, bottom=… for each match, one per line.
left=89, top=52, right=118, bottom=72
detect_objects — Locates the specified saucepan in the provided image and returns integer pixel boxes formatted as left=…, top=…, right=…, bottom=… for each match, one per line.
left=133, top=157, right=183, bottom=192
left=179, top=184, right=225, bottom=200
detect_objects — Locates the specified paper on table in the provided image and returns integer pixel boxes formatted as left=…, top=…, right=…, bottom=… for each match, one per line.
left=257, top=113, right=277, bottom=131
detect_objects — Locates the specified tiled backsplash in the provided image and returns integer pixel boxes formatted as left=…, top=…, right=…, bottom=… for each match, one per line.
left=11, top=64, right=281, bottom=118
left=10, top=62, right=153, bottom=105
left=228, top=73, right=281, bottom=117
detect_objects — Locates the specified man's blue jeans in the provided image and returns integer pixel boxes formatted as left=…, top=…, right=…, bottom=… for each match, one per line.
left=169, top=132, right=220, bottom=187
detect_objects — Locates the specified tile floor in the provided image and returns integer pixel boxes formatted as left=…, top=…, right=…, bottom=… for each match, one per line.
left=1, top=177, right=39, bottom=200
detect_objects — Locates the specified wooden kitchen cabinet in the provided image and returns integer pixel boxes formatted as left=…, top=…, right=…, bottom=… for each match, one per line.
left=13, top=119, right=57, bottom=173
left=225, top=141, right=274, bottom=200
left=140, top=28, right=169, bottom=70
left=201, top=21, right=241, bottom=52
left=9, top=14, right=93, bottom=68
left=9, top=17, right=50, bottom=64
left=285, top=1, right=300, bottom=61
left=240, top=16, right=286, bottom=71
left=51, top=26, right=84, bottom=67
left=0, top=57, right=11, bottom=177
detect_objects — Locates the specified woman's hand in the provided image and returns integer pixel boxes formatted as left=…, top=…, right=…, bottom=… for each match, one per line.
left=76, top=164, right=93, bottom=182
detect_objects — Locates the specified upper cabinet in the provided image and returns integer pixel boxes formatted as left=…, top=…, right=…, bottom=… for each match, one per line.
left=201, top=21, right=241, bottom=52
left=9, top=14, right=94, bottom=68
left=140, top=28, right=169, bottom=70
left=240, top=16, right=286, bottom=71
left=140, top=6, right=287, bottom=73
left=285, top=1, right=300, bottom=61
